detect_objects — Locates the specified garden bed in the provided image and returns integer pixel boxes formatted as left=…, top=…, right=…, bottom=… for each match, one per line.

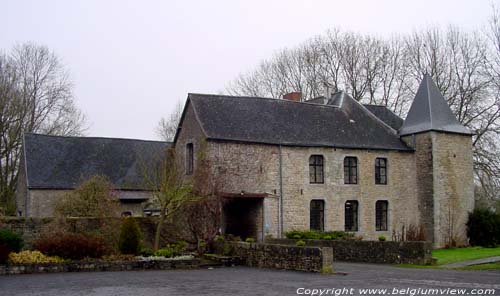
left=0, top=257, right=201, bottom=275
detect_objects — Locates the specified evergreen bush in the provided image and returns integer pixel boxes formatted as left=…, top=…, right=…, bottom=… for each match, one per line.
left=467, top=209, right=500, bottom=247
left=285, top=230, right=354, bottom=240
left=118, top=217, right=142, bottom=255
left=0, top=229, right=24, bottom=264
left=0, top=229, right=24, bottom=253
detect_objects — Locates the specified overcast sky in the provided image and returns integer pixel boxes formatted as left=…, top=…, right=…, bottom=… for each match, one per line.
left=2, top=0, right=495, bottom=141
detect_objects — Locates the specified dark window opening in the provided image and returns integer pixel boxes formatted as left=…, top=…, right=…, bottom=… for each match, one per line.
left=309, top=155, right=324, bottom=184
left=376, top=200, right=388, bottom=231
left=345, top=200, right=358, bottom=231
left=310, top=200, right=325, bottom=231
left=344, top=157, right=358, bottom=184
left=186, top=143, right=194, bottom=175
left=375, top=158, right=387, bottom=185
left=121, top=211, right=132, bottom=217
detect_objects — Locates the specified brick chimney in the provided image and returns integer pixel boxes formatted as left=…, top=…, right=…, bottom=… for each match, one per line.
left=282, top=92, right=302, bottom=102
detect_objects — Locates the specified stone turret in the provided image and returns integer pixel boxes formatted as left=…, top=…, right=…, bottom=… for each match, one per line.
left=400, top=74, right=474, bottom=248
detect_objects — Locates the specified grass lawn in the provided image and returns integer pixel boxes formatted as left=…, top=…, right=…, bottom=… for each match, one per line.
left=397, top=246, right=500, bottom=269
left=457, top=262, right=500, bottom=271
left=432, top=247, right=500, bottom=265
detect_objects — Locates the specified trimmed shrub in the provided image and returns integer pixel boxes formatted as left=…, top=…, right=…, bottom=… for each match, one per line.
left=285, top=230, right=354, bottom=241
left=154, top=241, right=188, bottom=258
left=245, top=238, right=255, bottom=243
left=467, top=209, right=500, bottom=247
left=140, top=248, right=154, bottom=257
left=8, top=251, right=64, bottom=264
left=155, top=247, right=174, bottom=258
left=118, top=217, right=142, bottom=255
left=378, top=235, right=387, bottom=242
left=0, top=229, right=24, bottom=253
left=33, top=232, right=107, bottom=260
left=295, top=240, right=306, bottom=246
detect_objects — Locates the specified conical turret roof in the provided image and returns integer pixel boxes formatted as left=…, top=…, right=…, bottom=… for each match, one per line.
left=399, top=74, right=472, bottom=136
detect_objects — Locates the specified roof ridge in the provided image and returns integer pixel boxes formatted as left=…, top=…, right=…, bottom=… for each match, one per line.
left=426, top=75, right=434, bottom=129
left=350, top=97, right=400, bottom=136
left=189, top=93, right=342, bottom=108
left=24, top=133, right=170, bottom=144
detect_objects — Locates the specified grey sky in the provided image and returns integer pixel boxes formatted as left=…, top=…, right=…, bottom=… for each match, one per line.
left=2, top=0, right=495, bottom=141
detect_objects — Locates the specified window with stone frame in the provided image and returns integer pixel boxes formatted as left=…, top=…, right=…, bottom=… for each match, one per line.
left=344, top=157, right=358, bottom=184
left=186, top=143, right=194, bottom=175
left=309, top=155, right=324, bottom=184
left=310, top=200, right=325, bottom=231
left=344, top=200, right=358, bottom=231
left=376, top=200, right=388, bottom=231
left=375, top=158, right=387, bottom=185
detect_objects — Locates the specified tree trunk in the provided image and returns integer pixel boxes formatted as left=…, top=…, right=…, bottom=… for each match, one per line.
left=154, top=205, right=167, bottom=251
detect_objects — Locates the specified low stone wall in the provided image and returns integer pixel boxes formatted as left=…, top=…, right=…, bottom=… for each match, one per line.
left=216, top=241, right=333, bottom=272
left=0, top=259, right=200, bottom=276
left=265, top=238, right=432, bottom=265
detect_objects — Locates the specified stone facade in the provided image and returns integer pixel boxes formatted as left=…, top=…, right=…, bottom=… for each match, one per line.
left=175, top=102, right=281, bottom=239
left=403, top=132, right=474, bottom=247
left=176, top=103, right=420, bottom=240
left=174, top=100, right=473, bottom=248
left=279, top=146, right=418, bottom=241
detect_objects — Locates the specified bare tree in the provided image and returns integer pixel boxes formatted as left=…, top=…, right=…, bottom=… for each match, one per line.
left=155, top=101, right=183, bottom=142
left=144, top=148, right=195, bottom=251
left=225, top=22, right=500, bottom=203
left=0, top=43, right=86, bottom=215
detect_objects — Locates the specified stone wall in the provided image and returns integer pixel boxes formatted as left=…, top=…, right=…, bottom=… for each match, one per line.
left=403, top=132, right=474, bottom=248
left=431, top=132, right=474, bottom=248
left=266, top=238, right=432, bottom=265
left=221, top=241, right=333, bottom=272
left=0, top=259, right=200, bottom=276
left=0, top=217, right=175, bottom=249
left=402, top=133, right=435, bottom=244
left=19, top=190, right=152, bottom=218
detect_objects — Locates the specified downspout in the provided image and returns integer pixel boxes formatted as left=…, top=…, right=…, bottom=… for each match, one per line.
left=23, top=133, right=29, bottom=217
left=279, top=144, right=284, bottom=238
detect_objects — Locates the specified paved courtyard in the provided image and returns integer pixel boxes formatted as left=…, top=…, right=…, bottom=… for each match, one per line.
left=0, top=263, right=499, bottom=296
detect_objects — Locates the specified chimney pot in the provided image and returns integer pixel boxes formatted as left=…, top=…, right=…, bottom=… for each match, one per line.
left=282, top=92, right=302, bottom=102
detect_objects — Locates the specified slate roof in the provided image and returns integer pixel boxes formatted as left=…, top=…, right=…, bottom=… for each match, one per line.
left=363, top=105, right=404, bottom=130
left=23, top=133, right=170, bottom=190
left=186, top=92, right=412, bottom=151
left=399, top=74, right=472, bottom=136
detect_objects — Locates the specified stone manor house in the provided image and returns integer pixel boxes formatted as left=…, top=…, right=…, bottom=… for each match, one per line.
left=16, top=75, right=474, bottom=248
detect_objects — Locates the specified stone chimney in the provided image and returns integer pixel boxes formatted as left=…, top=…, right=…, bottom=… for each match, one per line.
left=282, top=92, right=302, bottom=102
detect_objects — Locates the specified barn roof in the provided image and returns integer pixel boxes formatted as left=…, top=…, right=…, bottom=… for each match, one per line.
left=22, top=133, right=170, bottom=190
left=185, top=92, right=412, bottom=151
left=362, top=104, right=404, bottom=131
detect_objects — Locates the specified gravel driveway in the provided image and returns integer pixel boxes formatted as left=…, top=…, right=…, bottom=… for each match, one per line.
left=0, top=263, right=498, bottom=296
